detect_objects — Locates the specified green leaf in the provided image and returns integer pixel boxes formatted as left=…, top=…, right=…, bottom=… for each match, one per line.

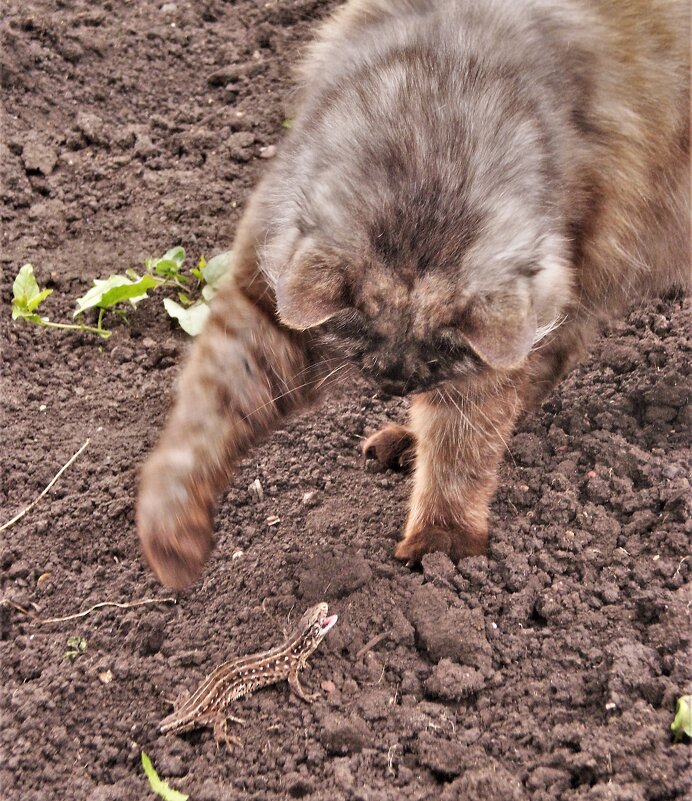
left=13, top=264, right=40, bottom=301
left=162, top=247, right=186, bottom=268
left=191, top=255, right=207, bottom=282
left=141, top=752, right=188, bottom=801
left=26, top=289, right=53, bottom=312
left=12, top=265, right=53, bottom=319
left=163, top=298, right=210, bottom=336
left=74, top=274, right=160, bottom=317
left=147, top=247, right=187, bottom=280
left=177, top=292, right=193, bottom=306
left=199, top=250, right=232, bottom=299
left=671, top=695, right=692, bottom=741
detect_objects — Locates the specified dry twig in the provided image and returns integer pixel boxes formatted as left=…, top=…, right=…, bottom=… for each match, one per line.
left=0, top=438, right=91, bottom=532
left=1, top=596, right=176, bottom=625
left=356, top=631, right=390, bottom=660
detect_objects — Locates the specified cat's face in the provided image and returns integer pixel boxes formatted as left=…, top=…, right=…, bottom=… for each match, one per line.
left=266, top=225, right=568, bottom=395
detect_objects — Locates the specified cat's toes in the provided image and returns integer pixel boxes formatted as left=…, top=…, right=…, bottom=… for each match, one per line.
left=362, top=424, right=416, bottom=470
left=137, top=468, right=214, bottom=590
left=394, top=525, right=487, bottom=566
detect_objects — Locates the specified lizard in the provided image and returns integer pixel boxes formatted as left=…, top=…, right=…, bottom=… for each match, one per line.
left=158, top=602, right=338, bottom=747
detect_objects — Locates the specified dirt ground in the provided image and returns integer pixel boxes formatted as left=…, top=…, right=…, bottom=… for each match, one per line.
left=1, top=2, right=690, bottom=800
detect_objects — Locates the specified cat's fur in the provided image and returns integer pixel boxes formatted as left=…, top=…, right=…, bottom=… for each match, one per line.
left=138, top=0, right=690, bottom=588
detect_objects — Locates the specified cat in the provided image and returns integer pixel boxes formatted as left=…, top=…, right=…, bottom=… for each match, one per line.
left=137, top=0, right=690, bottom=589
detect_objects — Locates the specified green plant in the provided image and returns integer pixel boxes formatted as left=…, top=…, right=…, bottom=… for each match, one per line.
left=12, top=265, right=111, bottom=338
left=671, top=695, right=692, bottom=742
left=64, top=635, right=87, bottom=661
left=141, top=752, right=188, bottom=801
left=162, top=250, right=230, bottom=335
left=10, top=248, right=231, bottom=339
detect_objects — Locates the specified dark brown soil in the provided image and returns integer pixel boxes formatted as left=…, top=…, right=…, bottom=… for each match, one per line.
left=1, top=2, right=690, bottom=800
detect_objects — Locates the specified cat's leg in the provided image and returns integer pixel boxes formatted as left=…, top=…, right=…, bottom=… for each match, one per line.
left=395, top=377, right=522, bottom=564
left=137, top=199, right=317, bottom=589
left=395, top=319, right=594, bottom=563
left=362, top=424, right=416, bottom=470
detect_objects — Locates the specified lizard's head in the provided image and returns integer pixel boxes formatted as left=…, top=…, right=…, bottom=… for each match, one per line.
left=292, top=602, right=338, bottom=658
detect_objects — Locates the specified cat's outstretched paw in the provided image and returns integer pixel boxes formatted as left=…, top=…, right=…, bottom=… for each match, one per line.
left=137, top=466, right=214, bottom=590
left=362, top=424, right=416, bottom=470
left=394, top=525, right=487, bottom=565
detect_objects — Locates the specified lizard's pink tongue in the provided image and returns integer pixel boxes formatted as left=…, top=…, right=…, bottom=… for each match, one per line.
left=320, top=614, right=338, bottom=635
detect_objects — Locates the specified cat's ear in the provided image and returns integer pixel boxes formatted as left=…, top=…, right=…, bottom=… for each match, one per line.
left=458, top=290, right=537, bottom=371
left=275, top=247, right=345, bottom=330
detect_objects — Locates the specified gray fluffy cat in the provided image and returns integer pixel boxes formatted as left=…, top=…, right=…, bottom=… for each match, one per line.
left=138, top=0, right=690, bottom=588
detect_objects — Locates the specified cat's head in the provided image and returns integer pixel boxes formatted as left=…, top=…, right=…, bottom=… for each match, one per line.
left=267, top=230, right=569, bottom=395
left=260, top=52, right=572, bottom=394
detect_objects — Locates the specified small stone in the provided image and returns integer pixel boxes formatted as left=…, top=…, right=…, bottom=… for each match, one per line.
left=249, top=478, right=264, bottom=502
left=302, top=490, right=319, bottom=507
left=389, top=608, right=415, bottom=646
left=259, top=144, right=277, bottom=159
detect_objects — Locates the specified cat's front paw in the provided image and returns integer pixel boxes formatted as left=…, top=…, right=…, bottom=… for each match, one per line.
left=394, top=524, right=487, bottom=565
left=362, top=424, right=416, bottom=470
left=137, top=462, right=215, bottom=590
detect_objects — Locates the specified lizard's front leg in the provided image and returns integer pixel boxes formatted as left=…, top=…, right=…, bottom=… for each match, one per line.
left=212, top=715, right=244, bottom=750
left=288, top=669, right=320, bottom=703
left=395, top=376, right=523, bottom=564
left=137, top=274, right=318, bottom=589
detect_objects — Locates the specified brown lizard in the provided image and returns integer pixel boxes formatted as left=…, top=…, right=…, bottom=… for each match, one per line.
left=158, top=602, right=338, bottom=747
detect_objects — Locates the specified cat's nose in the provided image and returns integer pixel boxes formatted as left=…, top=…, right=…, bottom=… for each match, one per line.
left=377, top=360, right=409, bottom=395
left=379, top=378, right=408, bottom=396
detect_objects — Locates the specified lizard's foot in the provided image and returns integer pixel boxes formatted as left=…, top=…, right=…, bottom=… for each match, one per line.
left=289, top=671, right=320, bottom=703
left=362, top=424, right=416, bottom=471
left=213, top=716, right=244, bottom=750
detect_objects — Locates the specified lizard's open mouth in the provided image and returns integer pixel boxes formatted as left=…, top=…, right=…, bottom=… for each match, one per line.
left=318, top=613, right=338, bottom=635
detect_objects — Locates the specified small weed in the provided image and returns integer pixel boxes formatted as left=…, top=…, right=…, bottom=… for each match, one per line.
left=141, top=752, right=188, bottom=801
left=64, top=635, right=87, bottom=661
left=12, top=265, right=110, bottom=338
left=671, top=695, right=691, bottom=742
left=10, top=248, right=231, bottom=339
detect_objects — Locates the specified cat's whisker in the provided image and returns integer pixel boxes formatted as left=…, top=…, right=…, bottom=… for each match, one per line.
left=314, top=361, right=349, bottom=390
left=241, top=374, right=326, bottom=421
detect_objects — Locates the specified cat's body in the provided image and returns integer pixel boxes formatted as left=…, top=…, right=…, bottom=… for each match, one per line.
left=138, top=0, right=690, bottom=588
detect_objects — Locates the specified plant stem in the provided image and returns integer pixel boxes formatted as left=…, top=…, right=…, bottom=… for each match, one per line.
left=37, top=318, right=112, bottom=339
